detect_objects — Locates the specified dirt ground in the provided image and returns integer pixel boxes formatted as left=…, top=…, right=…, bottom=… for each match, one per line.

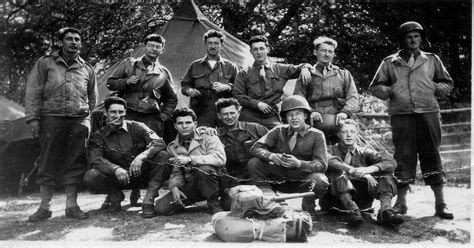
left=0, top=185, right=471, bottom=246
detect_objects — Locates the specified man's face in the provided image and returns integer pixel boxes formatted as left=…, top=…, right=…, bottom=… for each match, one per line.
left=105, top=103, right=126, bottom=128
left=314, top=43, right=335, bottom=65
left=205, top=37, right=222, bottom=57
left=61, top=32, right=82, bottom=55
left=337, top=124, right=358, bottom=147
left=403, top=31, right=422, bottom=51
left=286, top=109, right=307, bottom=131
left=250, top=41, right=268, bottom=64
left=218, top=105, right=240, bottom=128
left=174, top=116, right=197, bottom=137
left=145, top=41, right=164, bottom=59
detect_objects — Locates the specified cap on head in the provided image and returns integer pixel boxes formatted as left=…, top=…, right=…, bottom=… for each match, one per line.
left=399, top=21, right=425, bottom=38
left=280, top=95, right=312, bottom=120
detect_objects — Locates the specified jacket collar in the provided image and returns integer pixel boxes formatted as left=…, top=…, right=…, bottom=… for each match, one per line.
left=52, top=50, right=85, bottom=68
left=390, top=50, right=428, bottom=69
left=171, top=130, right=204, bottom=151
left=104, top=121, right=128, bottom=137
left=287, top=124, right=310, bottom=137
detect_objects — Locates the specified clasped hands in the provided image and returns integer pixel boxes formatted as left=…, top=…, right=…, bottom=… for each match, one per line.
left=269, top=153, right=301, bottom=169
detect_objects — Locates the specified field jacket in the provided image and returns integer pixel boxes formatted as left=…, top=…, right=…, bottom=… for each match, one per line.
left=369, top=50, right=453, bottom=115
left=167, top=131, right=226, bottom=189
left=25, top=51, right=98, bottom=122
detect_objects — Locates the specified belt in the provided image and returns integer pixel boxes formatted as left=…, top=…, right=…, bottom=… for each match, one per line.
left=311, top=99, right=334, bottom=107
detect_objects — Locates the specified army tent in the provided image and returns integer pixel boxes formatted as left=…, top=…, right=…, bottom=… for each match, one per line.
left=96, top=0, right=254, bottom=106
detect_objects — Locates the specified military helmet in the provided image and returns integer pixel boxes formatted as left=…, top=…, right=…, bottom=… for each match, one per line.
left=280, top=95, right=312, bottom=120
left=399, top=21, right=425, bottom=38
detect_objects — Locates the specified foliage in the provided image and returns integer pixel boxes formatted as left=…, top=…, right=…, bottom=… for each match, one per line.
left=0, top=0, right=470, bottom=106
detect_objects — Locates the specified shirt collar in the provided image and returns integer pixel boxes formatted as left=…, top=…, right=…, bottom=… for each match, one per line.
left=172, top=130, right=203, bottom=148
left=391, top=50, right=427, bottom=63
left=287, top=124, right=310, bottom=137
left=52, top=50, right=84, bottom=66
left=252, top=61, right=270, bottom=69
left=104, top=121, right=128, bottom=136
left=337, top=142, right=357, bottom=154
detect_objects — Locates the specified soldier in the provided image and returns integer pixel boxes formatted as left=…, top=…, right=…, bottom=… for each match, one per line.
left=248, top=95, right=329, bottom=217
left=321, top=119, right=403, bottom=227
left=215, top=98, right=269, bottom=210
left=369, top=21, right=454, bottom=219
left=233, top=35, right=312, bottom=129
left=181, top=30, right=239, bottom=127
left=107, top=34, right=177, bottom=204
left=106, top=34, right=178, bottom=143
left=294, top=36, right=358, bottom=144
left=84, top=96, right=171, bottom=218
left=155, top=108, right=227, bottom=215
left=25, top=27, right=97, bottom=222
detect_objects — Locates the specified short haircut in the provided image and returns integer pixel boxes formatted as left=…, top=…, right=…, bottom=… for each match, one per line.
left=57, top=27, right=81, bottom=41
left=204, top=30, right=225, bottom=43
left=103, top=96, right=127, bottom=111
left=313, top=36, right=338, bottom=50
left=338, top=119, right=359, bottom=131
left=248, top=35, right=269, bottom=47
left=144, top=34, right=166, bottom=46
left=215, top=98, right=240, bottom=113
left=172, top=107, right=197, bottom=123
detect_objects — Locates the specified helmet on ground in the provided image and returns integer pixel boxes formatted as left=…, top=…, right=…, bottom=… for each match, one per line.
left=280, top=95, right=312, bottom=120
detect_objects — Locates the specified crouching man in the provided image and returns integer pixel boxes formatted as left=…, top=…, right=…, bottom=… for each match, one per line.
left=84, top=96, right=171, bottom=218
left=155, top=108, right=227, bottom=215
left=248, top=95, right=329, bottom=217
left=321, top=119, right=403, bottom=227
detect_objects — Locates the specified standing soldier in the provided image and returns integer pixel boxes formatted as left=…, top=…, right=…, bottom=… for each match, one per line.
left=233, top=35, right=312, bottom=130
left=215, top=98, right=268, bottom=210
left=181, top=30, right=239, bottom=127
left=107, top=34, right=177, bottom=205
left=369, top=21, right=454, bottom=219
left=294, top=36, right=358, bottom=144
left=25, top=27, right=97, bottom=222
left=248, top=95, right=329, bottom=217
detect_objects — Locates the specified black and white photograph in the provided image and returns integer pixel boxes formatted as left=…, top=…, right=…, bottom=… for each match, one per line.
left=0, top=0, right=471, bottom=246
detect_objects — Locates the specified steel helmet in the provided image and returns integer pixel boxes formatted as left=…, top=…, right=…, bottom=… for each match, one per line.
left=280, top=95, right=312, bottom=120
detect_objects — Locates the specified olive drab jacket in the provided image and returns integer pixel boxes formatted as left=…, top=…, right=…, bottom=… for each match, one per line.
left=106, top=56, right=177, bottom=117
left=25, top=51, right=98, bottom=122
left=369, top=50, right=453, bottom=115
left=293, top=63, right=358, bottom=116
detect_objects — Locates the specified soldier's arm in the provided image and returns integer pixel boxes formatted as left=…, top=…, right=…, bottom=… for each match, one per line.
left=363, top=147, right=396, bottom=173
left=233, top=70, right=260, bottom=109
left=433, top=55, right=454, bottom=97
left=87, top=134, right=122, bottom=176
left=135, top=122, right=167, bottom=160
left=25, top=58, right=47, bottom=122
left=279, top=63, right=312, bottom=79
left=327, top=145, right=354, bottom=172
left=87, top=66, right=98, bottom=111
left=189, top=135, right=226, bottom=168
left=161, top=74, right=178, bottom=117
left=180, top=63, right=195, bottom=96
left=369, top=60, right=393, bottom=100
left=106, top=60, right=130, bottom=91
left=298, top=132, right=327, bottom=173
left=249, top=129, right=279, bottom=161
left=340, top=70, right=359, bottom=116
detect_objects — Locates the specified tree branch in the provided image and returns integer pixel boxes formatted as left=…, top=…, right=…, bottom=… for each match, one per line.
left=268, top=0, right=305, bottom=43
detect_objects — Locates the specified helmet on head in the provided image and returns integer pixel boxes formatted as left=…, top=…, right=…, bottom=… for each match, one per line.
left=280, top=95, right=312, bottom=120
left=399, top=21, right=425, bottom=38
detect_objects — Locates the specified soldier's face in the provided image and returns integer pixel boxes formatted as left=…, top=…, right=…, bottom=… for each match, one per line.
left=337, top=124, right=358, bottom=147
left=403, top=31, right=422, bottom=51
left=250, top=42, right=268, bottom=64
left=61, top=32, right=82, bottom=55
left=218, top=105, right=240, bottom=127
left=145, top=41, right=164, bottom=59
left=314, top=43, right=335, bottom=65
left=105, top=103, right=126, bottom=127
left=286, top=109, right=307, bottom=131
left=174, top=116, right=197, bottom=137
left=205, top=37, right=222, bottom=57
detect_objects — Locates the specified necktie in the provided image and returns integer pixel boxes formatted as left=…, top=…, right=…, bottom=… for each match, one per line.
left=322, top=66, right=328, bottom=76
left=407, top=54, right=415, bottom=68
left=344, top=151, right=352, bottom=165
left=288, top=132, right=298, bottom=152
left=259, top=65, right=271, bottom=90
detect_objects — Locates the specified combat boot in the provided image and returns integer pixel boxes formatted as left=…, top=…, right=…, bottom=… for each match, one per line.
left=28, top=208, right=52, bottom=222
left=207, top=197, right=224, bottom=214
left=435, top=203, right=454, bottom=219
left=377, top=209, right=404, bottom=227
left=65, top=206, right=89, bottom=219
left=346, top=209, right=364, bottom=227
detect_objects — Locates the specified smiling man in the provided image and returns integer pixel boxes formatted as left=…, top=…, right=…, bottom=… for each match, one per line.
left=248, top=95, right=329, bottom=217
left=233, top=35, right=312, bottom=129
left=369, top=21, right=454, bottom=220
left=84, top=96, right=171, bottom=218
left=321, top=119, right=403, bottom=227
left=25, top=27, right=97, bottom=222
left=155, top=108, right=227, bottom=215
left=181, top=30, right=239, bottom=127
left=215, top=98, right=268, bottom=210
left=293, top=36, right=358, bottom=144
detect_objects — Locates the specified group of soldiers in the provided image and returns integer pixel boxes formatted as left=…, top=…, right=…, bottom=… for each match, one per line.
left=24, top=20, right=454, bottom=229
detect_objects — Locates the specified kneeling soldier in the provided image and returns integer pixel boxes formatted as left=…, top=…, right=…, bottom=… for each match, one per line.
left=84, top=96, right=171, bottom=218
left=321, top=119, right=403, bottom=227
left=155, top=108, right=227, bottom=215
left=248, top=95, right=329, bottom=217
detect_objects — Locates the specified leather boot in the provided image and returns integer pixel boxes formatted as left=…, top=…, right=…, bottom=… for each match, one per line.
left=435, top=203, right=454, bottom=219
left=142, top=204, right=157, bottom=218
left=100, top=195, right=111, bottom=210
left=28, top=208, right=52, bottom=222
left=377, top=209, right=404, bottom=227
left=65, top=206, right=89, bottom=219
left=346, top=209, right=364, bottom=227
left=207, top=196, right=224, bottom=214
left=301, top=196, right=317, bottom=218
left=108, top=190, right=125, bottom=212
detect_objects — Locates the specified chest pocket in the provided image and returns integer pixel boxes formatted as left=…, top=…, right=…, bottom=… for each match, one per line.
left=193, top=72, right=209, bottom=89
